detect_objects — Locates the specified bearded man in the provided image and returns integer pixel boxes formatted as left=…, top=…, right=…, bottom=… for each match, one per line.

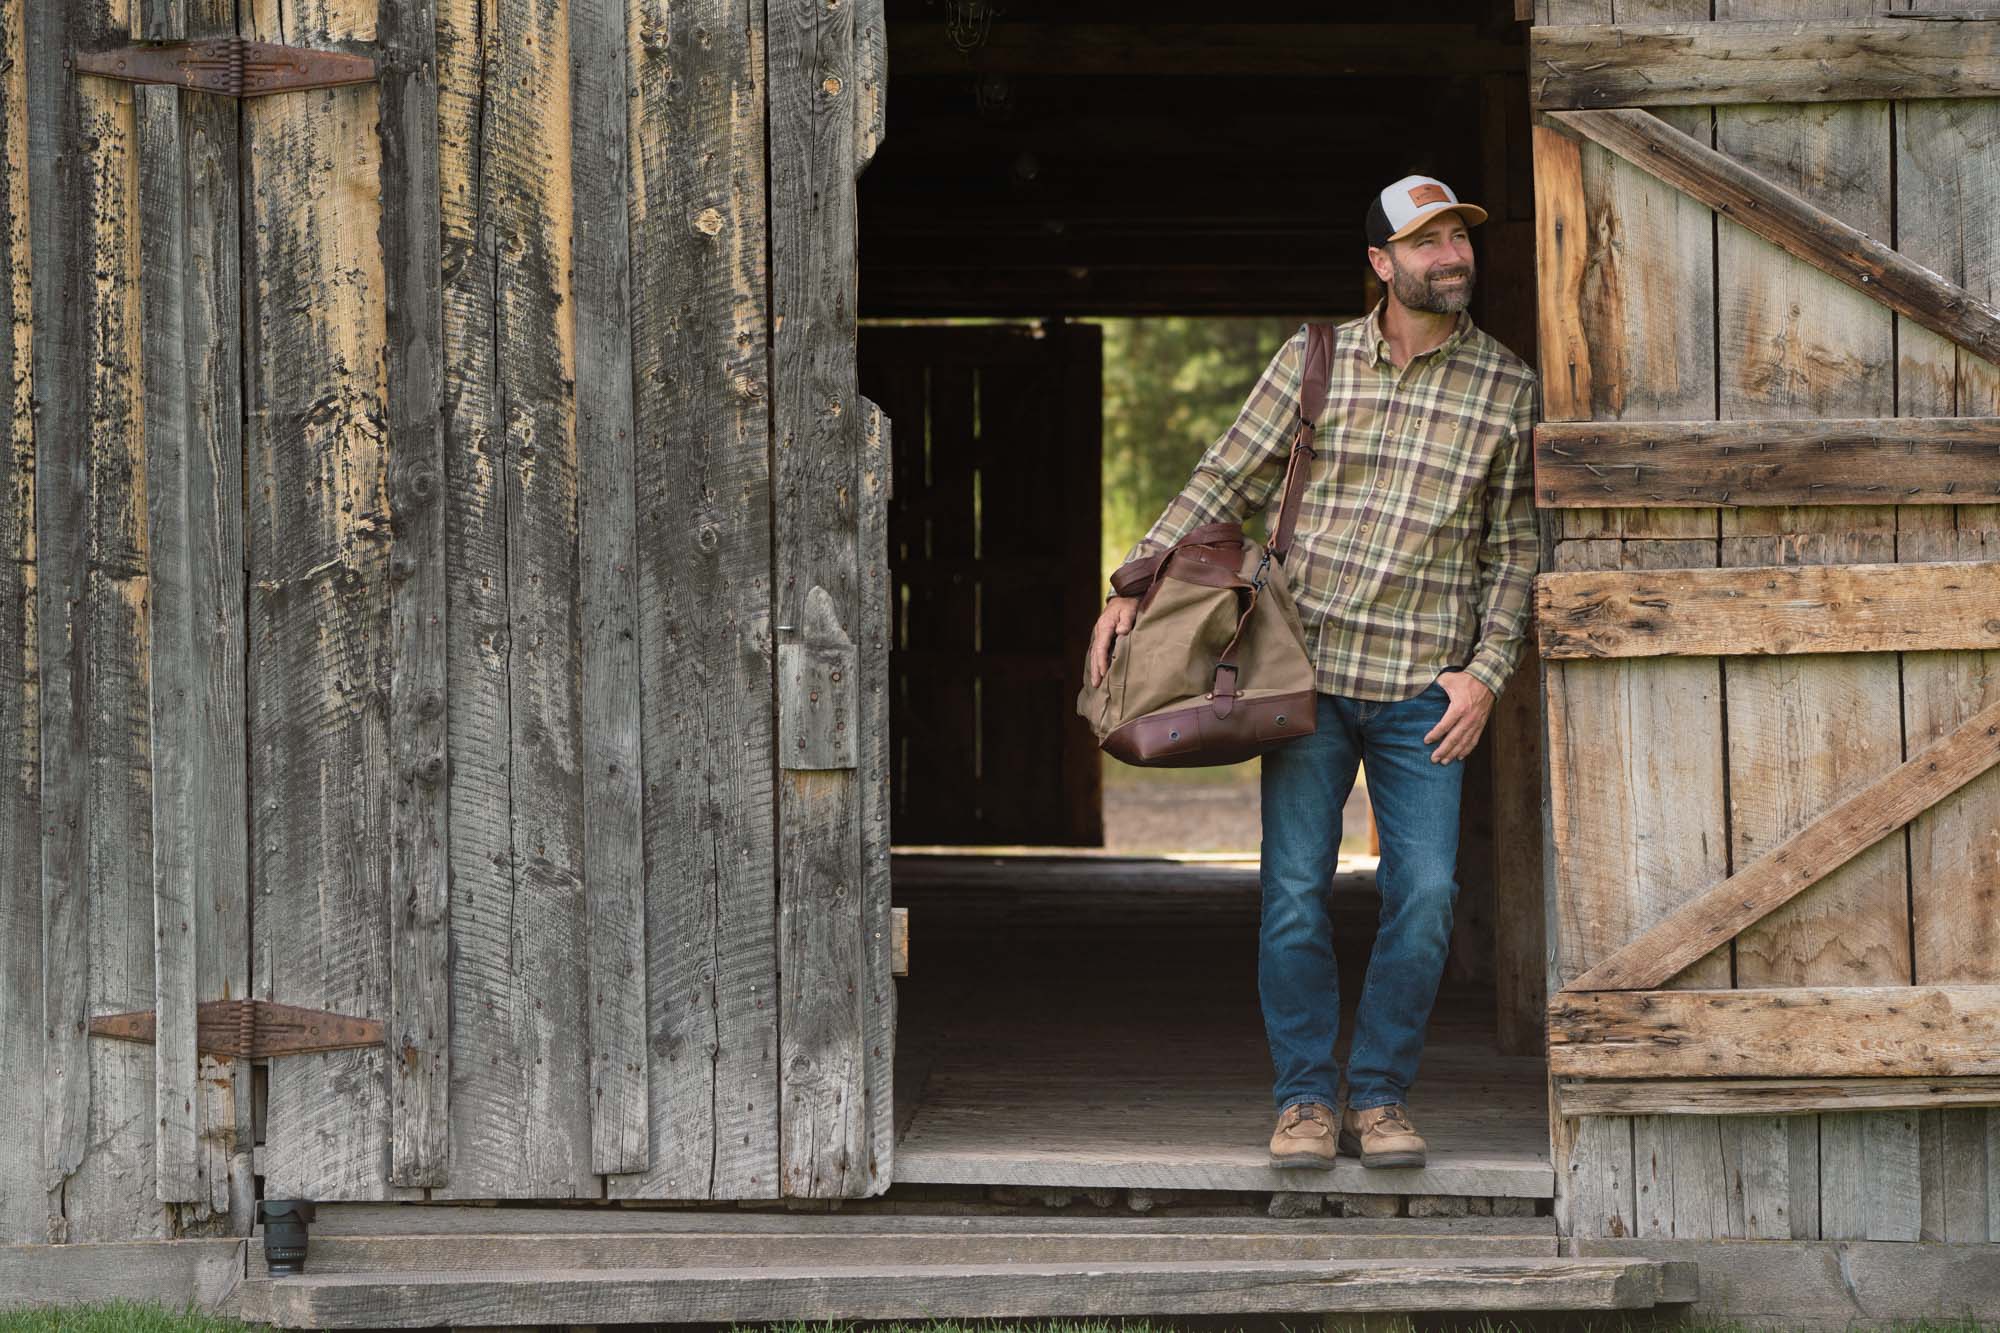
left=1086, top=175, right=1540, bottom=1170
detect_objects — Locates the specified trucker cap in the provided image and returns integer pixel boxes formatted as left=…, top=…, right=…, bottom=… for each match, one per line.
left=1365, top=175, right=1489, bottom=248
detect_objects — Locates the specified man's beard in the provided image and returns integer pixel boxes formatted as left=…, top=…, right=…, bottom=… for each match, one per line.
left=1389, top=255, right=1475, bottom=314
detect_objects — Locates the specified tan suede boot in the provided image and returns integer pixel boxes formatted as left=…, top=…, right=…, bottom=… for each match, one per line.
left=1267, top=1101, right=1338, bottom=1170
left=1339, top=1102, right=1427, bottom=1167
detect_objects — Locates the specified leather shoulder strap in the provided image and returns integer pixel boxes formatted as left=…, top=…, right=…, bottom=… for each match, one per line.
left=1270, top=323, right=1331, bottom=562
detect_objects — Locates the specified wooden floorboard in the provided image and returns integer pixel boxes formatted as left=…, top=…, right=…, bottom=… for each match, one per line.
left=891, top=857, right=1553, bottom=1198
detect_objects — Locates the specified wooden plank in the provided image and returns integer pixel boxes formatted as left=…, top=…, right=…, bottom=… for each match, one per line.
left=1713, top=54, right=1908, bottom=1243
left=1549, top=985, right=2000, bottom=1078
left=137, top=0, right=246, bottom=1223
left=1534, top=418, right=2000, bottom=508
left=572, top=0, right=648, bottom=1179
left=1898, top=63, right=2000, bottom=1246
left=854, top=0, right=884, bottom=175
left=245, top=0, right=412, bottom=1205
left=612, top=0, right=778, bottom=1201
left=1572, top=1237, right=2000, bottom=1329
left=0, top=0, right=39, bottom=1245
left=436, top=0, right=593, bottom=1203
left=1537, top=560, right=2000, bottom=659
left=1561, top=1078, right=2000, bottom=1117
left=253, top=1226, right=1559, bottom=1273
left=889, top=24, right=1530, bottom=77
left=858, top=400, right=894, bottom=1190
left=1562, top=683, right=2000, bottom=996
left=250, top=1259, right=1686, bottom=1327
left=770, top=0, right=873, bottom=1199
left=304, top=1206, right=1558, bottom=1238
left=1531, top=20, right=2000, bottom=109
left=0, top=1239, right=244, bottom=1312
left=1547, top=107, right=2000, bottom=368
left=1058, top=325, right=1106, bottom=846
left=1531, top=126, right=1590, bottom=423
left=376, top=0, right=451, bottom=1192
left=39, top=0, right=166, bottom=1242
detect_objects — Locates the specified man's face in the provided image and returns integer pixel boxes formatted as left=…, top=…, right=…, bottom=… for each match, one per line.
left=1375, top=211, right=1476, bottom=315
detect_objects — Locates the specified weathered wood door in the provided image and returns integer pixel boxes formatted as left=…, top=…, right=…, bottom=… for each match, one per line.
left=2, top=0, right=896, bottom=1237
left=858, top=323, right=1104, bottom=847
left=1530, top=0, right=2000, bottom=1243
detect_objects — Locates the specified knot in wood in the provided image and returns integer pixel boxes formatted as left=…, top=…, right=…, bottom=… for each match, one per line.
left=692, top=207, right=724, bottom=237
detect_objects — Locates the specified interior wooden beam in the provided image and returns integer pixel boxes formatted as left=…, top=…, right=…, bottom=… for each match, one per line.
left=1546, top=108, right=2000, bottom=368
left=1557, top=693, right=2000, bottom=993
left=1555, top=1076, right=2000, bottom=1118
left=1548, top=986, right=2000, bottom=1079
left=1534, top=417, right=2000, bottom=508
left=1531, top=20, right=2000, bottom=109
left=889, top=23, right=1528, bottom=77
left=1537, top=559, right=2000, bottom=660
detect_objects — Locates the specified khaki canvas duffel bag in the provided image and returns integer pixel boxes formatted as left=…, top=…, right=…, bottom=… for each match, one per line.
left=1076, top=322, right=1332, bottom=767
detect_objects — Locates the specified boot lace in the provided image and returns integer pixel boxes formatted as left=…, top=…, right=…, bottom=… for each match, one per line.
left=1373, top=1104, right=1414, bottom=1133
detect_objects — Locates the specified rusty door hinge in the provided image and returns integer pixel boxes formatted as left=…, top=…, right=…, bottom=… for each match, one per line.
left=73, top=37, right=376, bottom=99
left=90, top=999, right=383, bottom=1059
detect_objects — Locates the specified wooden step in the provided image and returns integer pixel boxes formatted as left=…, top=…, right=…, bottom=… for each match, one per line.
left=249, top=1216, right=1558, bottom=1274
left=233, top=1256, right=1698, bottom=1328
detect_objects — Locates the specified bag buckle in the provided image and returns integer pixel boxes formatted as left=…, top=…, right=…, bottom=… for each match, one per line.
left=1251, top=548, right=1273, bottom=592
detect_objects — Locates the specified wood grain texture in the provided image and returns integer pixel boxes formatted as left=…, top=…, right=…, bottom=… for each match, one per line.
left=1712, top=33, right=1913, bottom=1239
left=1549, top=106, right=2000, bottom=368
left=1537, top=1, right=1732, bottom=1241
left=245, top=0, right=413, bottom=1204
left=0, top=0, right=39, bottom=1245
left=858, top=400, right=894, bottom=1191
left=1550, top=985, right=2000, bottom=1077
left=1531, top=20, right=2000, bottom=109
left=436, top=0, right=593, bottom=1203
left=1534, top=417, right=2000, bottom=508
left=1532, top=127, right=1590, bottom=424
left=37, top=0, right=169, bottom=1242
left=1897, top=52, right=2000, bottom=1244
left=1571, top=1237, right=2000, bottom=1329
left=769, top=0, right=876, bottom=1198
left=1538, top=560, right=2000, bottom=659
left=137, top=0, right=246, bottom=1223
left=0, top=1239, right=245, bottom=1313
left=379, top=0, right=451, bottom=1189
left=612, top=0, right=779, bottom=1201
left=571, top=0, right=648, bottom=1179
left=245, top=1259, right=1687, bottom=1328
left=1561, top=1078, right=2000, bottom=1118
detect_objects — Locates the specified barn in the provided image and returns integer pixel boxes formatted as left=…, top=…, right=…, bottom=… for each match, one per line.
left=2, top=0, right=1998, bottom=1325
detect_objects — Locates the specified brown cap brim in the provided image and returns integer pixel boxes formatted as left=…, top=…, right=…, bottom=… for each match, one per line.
left=1386, top=202, right=1489, bottom=242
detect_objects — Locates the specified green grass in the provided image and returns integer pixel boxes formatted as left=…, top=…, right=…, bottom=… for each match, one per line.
left=11, top=1310, right=1999, bottom=1333
left=0, top=1303, right=255, bottom=1333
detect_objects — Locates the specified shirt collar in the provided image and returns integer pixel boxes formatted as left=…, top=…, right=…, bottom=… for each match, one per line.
left=1359, top=298, right=1472, bottom=370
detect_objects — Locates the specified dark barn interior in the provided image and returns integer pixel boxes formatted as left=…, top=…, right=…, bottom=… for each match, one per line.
left=858, top=3, right=1551, bottom=1203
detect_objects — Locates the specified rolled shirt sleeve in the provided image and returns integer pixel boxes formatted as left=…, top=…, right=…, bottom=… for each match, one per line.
left=1462, top=375, right=1540, bottom=698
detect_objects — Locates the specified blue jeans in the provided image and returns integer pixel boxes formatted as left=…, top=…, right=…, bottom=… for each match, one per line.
left=1258, top=676, right=1464, bottom=1114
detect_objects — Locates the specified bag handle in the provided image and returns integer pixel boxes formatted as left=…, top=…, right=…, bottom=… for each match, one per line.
left=1268, top=322, right=1331, bottom=564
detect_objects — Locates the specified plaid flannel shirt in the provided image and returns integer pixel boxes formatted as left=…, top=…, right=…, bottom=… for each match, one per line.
left=1122, top=302, right=1540, bottom=702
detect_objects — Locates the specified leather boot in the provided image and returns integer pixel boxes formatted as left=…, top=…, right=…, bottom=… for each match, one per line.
left=1339, top=1102, right=1426, bottom=1167
left=1267, top=1101, right=1338, bottom=1170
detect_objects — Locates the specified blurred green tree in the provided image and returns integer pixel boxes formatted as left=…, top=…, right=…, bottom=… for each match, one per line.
left=1099, top=316, right=1302, bottom=587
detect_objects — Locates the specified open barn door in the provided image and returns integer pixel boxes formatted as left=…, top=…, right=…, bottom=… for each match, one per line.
left=1530, top=0, right=2000, bottom=1244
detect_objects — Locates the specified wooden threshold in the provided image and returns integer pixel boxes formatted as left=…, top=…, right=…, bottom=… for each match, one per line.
left=234, top=1256, right=1697, bottom=1327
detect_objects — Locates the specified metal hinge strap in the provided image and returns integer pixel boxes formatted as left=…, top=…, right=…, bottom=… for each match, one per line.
left=73, top=38, right=376, bottom=99
left=90, top=999, right=383, bottom=1059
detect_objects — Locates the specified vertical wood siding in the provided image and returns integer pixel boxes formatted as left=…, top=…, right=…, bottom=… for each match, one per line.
left=0, top=0, right=42, bottom=1247
left=609, top=0, right=782, bottom=1200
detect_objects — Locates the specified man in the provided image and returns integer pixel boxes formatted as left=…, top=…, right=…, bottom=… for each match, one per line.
left=1086, top=175, right=1539, bottom=1170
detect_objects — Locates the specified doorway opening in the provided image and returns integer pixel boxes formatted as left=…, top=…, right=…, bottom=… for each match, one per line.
left=859, top=0, right=1549, bottom=1206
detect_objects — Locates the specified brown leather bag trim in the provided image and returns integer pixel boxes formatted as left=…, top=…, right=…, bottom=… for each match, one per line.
left=1100, top=688, right=1318, bottom=769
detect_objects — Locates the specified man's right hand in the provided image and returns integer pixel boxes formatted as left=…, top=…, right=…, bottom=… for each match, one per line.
left=1088, top=596, right=1140, bottom=688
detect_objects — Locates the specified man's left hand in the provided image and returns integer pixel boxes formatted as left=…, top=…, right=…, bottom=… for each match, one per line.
left=1423, top=670, right=1493, bottom=764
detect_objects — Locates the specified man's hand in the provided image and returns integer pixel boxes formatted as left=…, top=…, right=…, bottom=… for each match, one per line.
left=1088, top=596, right=1139, bottom=688
left=1423, top=670, right=1493, bottom=764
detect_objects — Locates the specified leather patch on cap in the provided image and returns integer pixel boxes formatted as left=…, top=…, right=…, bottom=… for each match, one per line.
left=1408, top=183, right=1450, bottom=207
